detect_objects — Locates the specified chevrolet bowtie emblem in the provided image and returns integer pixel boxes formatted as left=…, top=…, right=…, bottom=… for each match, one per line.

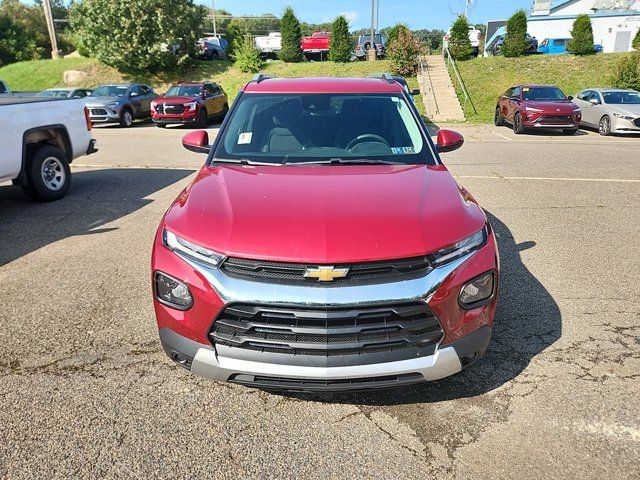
left=304, top=266, right=350, bottom=282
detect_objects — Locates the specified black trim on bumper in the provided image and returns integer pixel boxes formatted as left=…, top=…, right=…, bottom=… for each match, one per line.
left=86, top=139, right=98, bottom=155
left=229, top=373, right=425, bottom=392
left=159, top=328, right=213, bottom=369
left=153, top=117, right=197, bottom=125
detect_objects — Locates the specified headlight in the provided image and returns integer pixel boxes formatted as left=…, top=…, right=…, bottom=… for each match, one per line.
left=459, top=271, right=495, bottom=309
left=163, top=229, right=225, bottom=267
left=525, top=107, right=543, bottom=112
left=184, top=102, right=197, bottom=112
left=431, top=227, right=487, bottom=266
left=572, top=107, right=581, bottom=113
left=613, top=113, right=634, bottom=121
left=154, top=272, right=193, bottom=310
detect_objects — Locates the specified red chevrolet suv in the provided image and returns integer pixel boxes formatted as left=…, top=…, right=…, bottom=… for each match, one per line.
left=151, top=74, right=499, bottom=392
left=495, top=84, right=581, bottom=135
left=151, top=82, right=228, bottom=128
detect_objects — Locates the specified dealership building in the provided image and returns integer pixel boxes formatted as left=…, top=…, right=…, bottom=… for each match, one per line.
left=527, top=0, right=640, bottom=52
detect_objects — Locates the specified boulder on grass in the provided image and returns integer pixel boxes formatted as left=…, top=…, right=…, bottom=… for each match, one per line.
left=64, top=70, right=88, bottom=85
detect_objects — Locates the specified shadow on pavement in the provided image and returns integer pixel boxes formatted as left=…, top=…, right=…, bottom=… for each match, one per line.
left=283, top=211, right=562, bottom=405
left=0, top=168, right=193, bottom=266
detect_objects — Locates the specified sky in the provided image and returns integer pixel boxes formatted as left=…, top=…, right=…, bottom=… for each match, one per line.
left=206, top=0, right=535, bottom=30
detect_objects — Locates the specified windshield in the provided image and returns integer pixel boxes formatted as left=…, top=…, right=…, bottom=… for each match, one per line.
left=165, top=85, right=201, bottom=97
left=212, top=93, right=433, bottom=165
left=522, top=86, right=566, bottom=101
left=93, top=86, right=128, bottom=97
left=603, top=91, right=640, bottom=105
left=37, top=90, right=69, bottom=97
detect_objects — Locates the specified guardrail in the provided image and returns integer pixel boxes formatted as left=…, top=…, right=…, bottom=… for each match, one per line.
left=418, top=55, right=439, bottom=119
left=443, top=46, right=478, bottom=116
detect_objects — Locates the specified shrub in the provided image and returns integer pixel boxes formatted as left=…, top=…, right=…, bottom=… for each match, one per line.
left=389, top=29, right=422, bottom=76
left=225, top=19, right=244, bottom=58
left=329, top=16, right=351, bottom=62
left=279, top=6, right=302, bottom=62
left=70, top=0, right=202, bottom=74
left=568, top=15, right=595, bottom=55
left=232, top=35, right=264, bottom=73
left=386, top=23, right=411, bottom=48
left=611, top=52, right=640, bottom=91
left=502, top=10, right=528, bottom=57
left=448, top=16, right=474, bottom=60
left=632, top=29, right=640, bottom=52
left=0, top=14, right=40, bottom=66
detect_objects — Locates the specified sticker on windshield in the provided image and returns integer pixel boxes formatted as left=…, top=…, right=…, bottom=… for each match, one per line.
left=238, top=132, right=252, bottom=144
left=391, top=147, right=415, bottom=155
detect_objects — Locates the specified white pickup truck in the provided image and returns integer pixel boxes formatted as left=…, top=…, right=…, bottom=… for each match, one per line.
left=0, top=96, right=97, bottom=201
left=254, top=32, right=282, bottom=56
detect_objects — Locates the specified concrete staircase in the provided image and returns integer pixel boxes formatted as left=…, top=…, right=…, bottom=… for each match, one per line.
left=417, top=55, right=465, bottom=122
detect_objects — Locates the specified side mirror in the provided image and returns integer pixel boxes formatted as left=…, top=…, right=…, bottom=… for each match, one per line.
left=410, top=89, right=420, bottom=96
left=436, top=129, right=464, bottom=153
left=182, top=130, right=210, bottom=154
left=567, top=96, right=574, bottom=101
left=589, top=98, right=600, bottom=105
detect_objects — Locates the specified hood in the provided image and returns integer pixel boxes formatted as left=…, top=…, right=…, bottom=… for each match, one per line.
left=609, top=104, right=640, bottom=117
left=163, top=165, right=486, bottom=264
left=85, top=96, right=120, bottom=106
left=154, top=95, right=200, bottom=104
left=522, top=99, right=577, bottom=113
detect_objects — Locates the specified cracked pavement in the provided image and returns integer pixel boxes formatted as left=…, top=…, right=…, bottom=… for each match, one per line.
left=0, top=123, right=638, bottom=479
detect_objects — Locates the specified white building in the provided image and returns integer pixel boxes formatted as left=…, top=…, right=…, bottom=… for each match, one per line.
left=528, top=0, right=640, bottom=52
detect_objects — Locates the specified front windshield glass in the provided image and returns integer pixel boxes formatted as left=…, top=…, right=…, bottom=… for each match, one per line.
left=165, top=85, right=201, bottom=97
left=603, top=91, right=640, bottom=104
left=212, top=93, right=433, bottom=165
left=37, top=90, right=69, bottom=97
left=93, top=86, right=128, bottom=97
left=522, top=86, right=566, bottom=101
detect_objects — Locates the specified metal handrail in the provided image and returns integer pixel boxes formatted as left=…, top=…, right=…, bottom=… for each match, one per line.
left=443, top=46, right=478, bottom=115
left=418, top=55, right=440, bottom=118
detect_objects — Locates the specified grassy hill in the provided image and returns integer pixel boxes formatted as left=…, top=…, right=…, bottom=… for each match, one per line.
left=453, top=53, right=630, bottom=123
left=0, top=57, right=425, bottom=114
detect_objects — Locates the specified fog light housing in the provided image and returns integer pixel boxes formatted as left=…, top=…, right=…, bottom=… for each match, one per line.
left=154, top=271, right=193, bottom=310
left=459, top=271, right=495, bottom=309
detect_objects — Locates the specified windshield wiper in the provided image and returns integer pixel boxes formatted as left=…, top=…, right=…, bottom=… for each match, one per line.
left=285, top=158, right=405, bottom=166
left=212, top=158, right=282, bottom=166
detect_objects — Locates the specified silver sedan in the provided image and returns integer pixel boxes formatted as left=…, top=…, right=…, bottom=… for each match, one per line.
left=573, top=88, right=640, bottom=135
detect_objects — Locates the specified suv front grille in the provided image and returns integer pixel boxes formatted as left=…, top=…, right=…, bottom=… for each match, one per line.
left=159, top=103, right=185, bottom=115
left=220, top=256, right=431, bottom=284
left=538, top=115, right=573, bottom=125
left=210, top=303, right=443, bottom=357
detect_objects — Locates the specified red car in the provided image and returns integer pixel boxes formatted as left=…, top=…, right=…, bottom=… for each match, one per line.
left=151, top=75, right=499, bottom=392
left=495, top=84, right=581, bottom=135
left=151, top=81, right=228, bottom=128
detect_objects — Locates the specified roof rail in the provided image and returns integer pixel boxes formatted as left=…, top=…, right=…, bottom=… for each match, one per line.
left=369, top=73, right=396, bottom=83
left=251, top=73, right=273, bottom=83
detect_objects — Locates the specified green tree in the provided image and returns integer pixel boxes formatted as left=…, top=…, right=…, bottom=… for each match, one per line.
left=389, top=29, right=422, bottom=76
left=611, top=52, right=640, bottom=91
left=329, top=15, right=350, bottom=62
left=0, top=13, right=39, bottom=65
left=224, top=19, right=244, bottom=58
left=633, top=29, right=640, bottom=51
left=502, top=10, right=528, bottom=57
left=567, top=14, right=595, bottom=55
left=232, top=34, right=264, bottom=73
left=70, top=0, right=202, bottom=73
left=386, top=23, right=410, bottom=48
left=279, top=6, right=302, bottom=62
left=448, top=15, right=473, bottom=60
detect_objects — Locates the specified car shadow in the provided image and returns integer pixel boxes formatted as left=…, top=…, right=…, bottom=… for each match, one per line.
left=0, top=168, right=193, bottom=266
left=276, top=211, right=562, bottom=405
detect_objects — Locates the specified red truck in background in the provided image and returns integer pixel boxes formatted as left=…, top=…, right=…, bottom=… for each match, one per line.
left=302, top=31, right=331, bottom=60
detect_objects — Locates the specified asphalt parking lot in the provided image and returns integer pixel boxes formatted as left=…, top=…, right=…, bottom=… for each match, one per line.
left=1, top=122, right=639, bottom=479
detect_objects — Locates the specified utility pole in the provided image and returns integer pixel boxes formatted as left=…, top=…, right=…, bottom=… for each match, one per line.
left=42, top=0, right=60, bottom=59
left=368, top=0, right=376, bottom=61
left=376, top=0, right=380, bottom=31
left=464, top=0, right=474, bottom=17
left=211, top=0, right=217, bottom=36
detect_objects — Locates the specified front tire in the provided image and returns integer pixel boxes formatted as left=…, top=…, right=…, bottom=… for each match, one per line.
left=21, top=145, right=71, bottom=202
left=494, top=107, right=504, bottom=127
left=196, top=108, right=208, bottom=128
left=119, top=109, right=133, bottom=128
left=599, top=115, right=611, bottom=136
left=513, top=112, right=525, bottom=134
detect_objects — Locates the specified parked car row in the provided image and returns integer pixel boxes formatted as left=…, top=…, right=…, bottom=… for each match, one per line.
left=494, top=84, right=640, bottom=136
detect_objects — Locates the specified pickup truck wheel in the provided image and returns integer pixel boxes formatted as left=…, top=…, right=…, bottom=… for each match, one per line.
left=197, top=108, right=208, bottom=128
left=21, top=145, right=70, bottom=202
left=494, top=107, right=504, bottom=127
left=120, top=109, right=133, bottom=128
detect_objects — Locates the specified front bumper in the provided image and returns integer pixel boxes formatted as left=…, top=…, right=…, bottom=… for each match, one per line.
left=611, top=117, right=640, bottom=134
left=88, top=107, right=120, bottom=124
left=160, top=325, right=492, bottom=391
left=152, top=115, right=197, bottom=125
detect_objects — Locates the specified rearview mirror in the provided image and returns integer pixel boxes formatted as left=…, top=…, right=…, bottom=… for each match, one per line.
left=182, top=130, right=210, bottom=154
left=436, top=129, right=464, bottom=153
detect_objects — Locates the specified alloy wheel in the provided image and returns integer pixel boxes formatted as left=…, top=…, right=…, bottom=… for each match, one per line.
left=599, top=116, right=610, bottom=136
